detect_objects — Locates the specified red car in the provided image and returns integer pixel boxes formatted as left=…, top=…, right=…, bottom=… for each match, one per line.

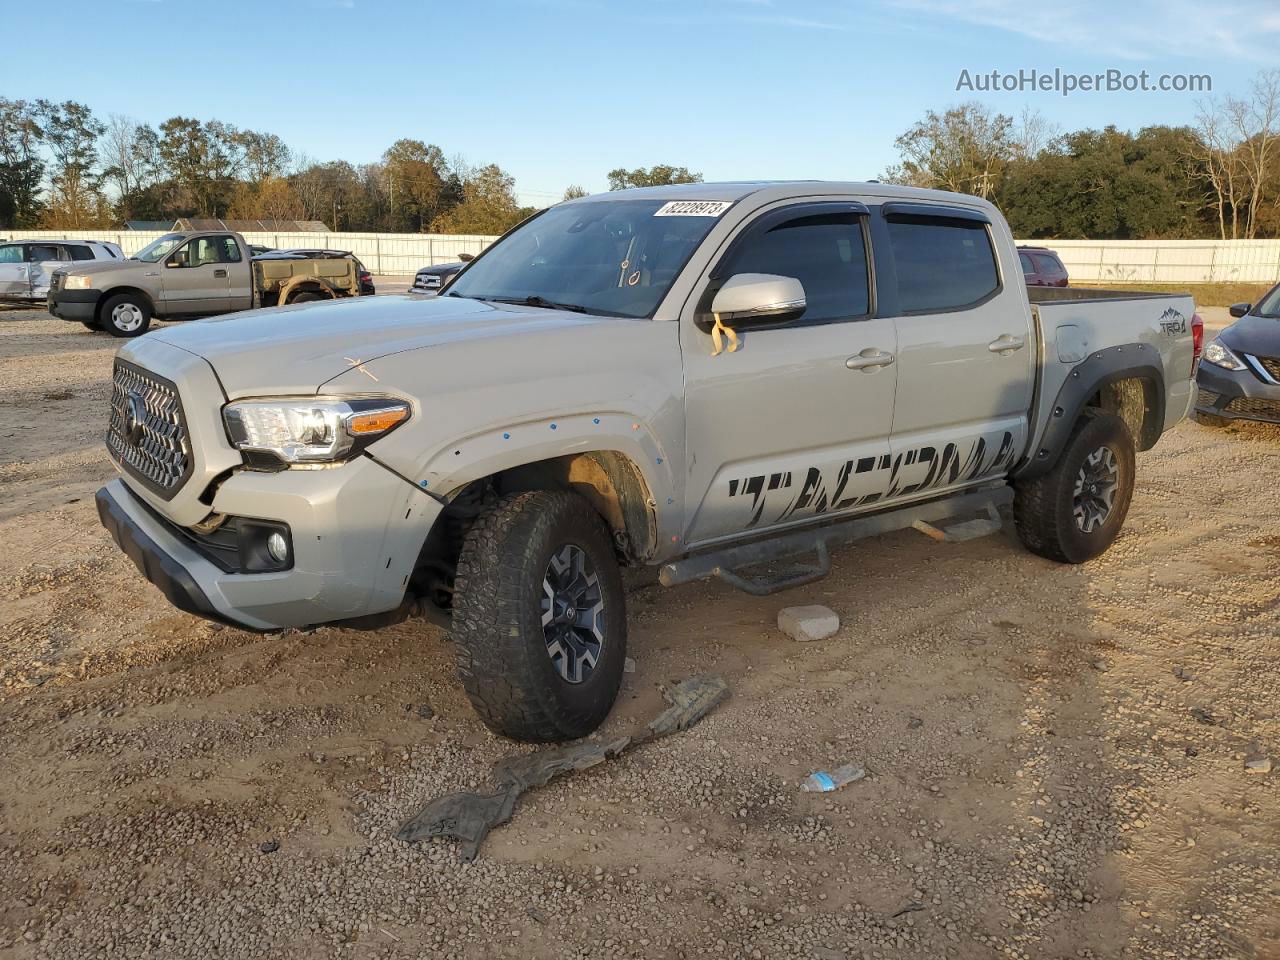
left=1018, top=246, right=1069, bottom=287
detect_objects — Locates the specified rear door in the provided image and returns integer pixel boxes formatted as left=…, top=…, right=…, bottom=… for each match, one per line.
left=0, top=243, right=28, bottom=298
left=879, top=204, right=1033, bottom=497
left=680, top=201, right=899, bottom=546
left=27, top=243, right=70, bottom=298
left=161, top=235, right=234, bottom=312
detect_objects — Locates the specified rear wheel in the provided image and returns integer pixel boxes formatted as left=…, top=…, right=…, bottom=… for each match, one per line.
left=1013, top=413, right=1135, bottom=564
left=451, top=490, right=627, bottom=742
left=101, top=293, right=151, bottom=338
left=288, top=291, right=325, bottom=304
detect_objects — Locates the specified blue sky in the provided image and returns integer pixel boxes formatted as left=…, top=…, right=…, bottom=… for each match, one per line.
left=3, top=0, right=1278, bottom=205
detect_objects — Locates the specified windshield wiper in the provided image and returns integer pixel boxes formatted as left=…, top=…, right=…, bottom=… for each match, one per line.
left=485, top=295, right=588, bottom=314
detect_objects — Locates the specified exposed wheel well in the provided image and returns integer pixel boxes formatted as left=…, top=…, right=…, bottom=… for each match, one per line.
left=1085, top=376, right=1160, bottom=450
left=410, top=452, right=658, bottom=618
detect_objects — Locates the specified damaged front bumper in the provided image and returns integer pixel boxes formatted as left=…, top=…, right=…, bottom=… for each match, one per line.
left=97, top=456, right=445, bottom=631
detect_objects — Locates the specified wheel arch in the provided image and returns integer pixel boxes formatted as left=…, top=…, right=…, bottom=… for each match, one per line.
left=1015, top=345, right=1165, bottom=481
left=95, top=286, right=156, bottom=322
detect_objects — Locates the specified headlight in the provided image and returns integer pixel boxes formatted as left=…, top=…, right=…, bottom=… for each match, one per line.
left=63, top=275, right=92, bottom=290
left=223, top=397, right=410, bottom=464
left=1202, top=338, right=1247, bottom=371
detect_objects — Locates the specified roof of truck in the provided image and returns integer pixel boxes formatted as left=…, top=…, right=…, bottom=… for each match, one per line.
left=574, top=180, right=1001, bottom=214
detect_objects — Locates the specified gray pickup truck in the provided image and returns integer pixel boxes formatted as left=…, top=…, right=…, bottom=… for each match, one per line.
left=48, top=231, right=363, bottom=337
left=94, top=182, right=1201, bottom=742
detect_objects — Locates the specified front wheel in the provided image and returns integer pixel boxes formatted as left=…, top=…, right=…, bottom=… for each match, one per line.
left=452, top=490, right=627, bottom=742
left=101, top=293, right=151, bottom=338
left=1013, top=413, right=1136, bottom=564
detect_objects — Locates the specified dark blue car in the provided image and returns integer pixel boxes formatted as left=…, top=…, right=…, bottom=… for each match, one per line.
left=1195, top=286, right=1280, bottom=426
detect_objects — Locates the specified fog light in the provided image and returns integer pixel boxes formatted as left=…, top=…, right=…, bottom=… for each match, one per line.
left=266, top=532, right=289, bottom=564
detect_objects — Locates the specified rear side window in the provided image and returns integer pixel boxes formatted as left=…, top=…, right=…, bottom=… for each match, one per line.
left=215, top=236, right=242, bottom=263
left=1018, top=253, right=1035, bottom=275
left=69, top=245, right=95, bottom=261
left=886, top=215, right=1000, bottom=313
left=1033, top=253, right=1065, bottom=276
left=28, top=244, right=66, bottom=262
left=0, top=245, right=21, bottom=264
left=719, top=212, right=870, bottom=323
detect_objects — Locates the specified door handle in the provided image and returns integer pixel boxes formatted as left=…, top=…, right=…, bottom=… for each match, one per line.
left=143, top=271, right=159, bottom=277
left=213, top=269, right=227, bottom=278
left=846, top=349, right=895, bottom=370
left=988, top=334, right=1025, bottom=353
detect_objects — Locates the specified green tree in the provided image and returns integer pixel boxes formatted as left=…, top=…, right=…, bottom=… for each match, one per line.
left=888, top=102, right=1013, bottom=199
left=0, top=98, right=44, bottom=227
left=36, top=100, right=107, bottom=228
left=383, top=139, right=450, bottom=231
left=563, top=184, right=588, bottom=201
left=606, top=164, right=702, bottom=190
left=432, top=164, right=523, bottom=233
left=157, top=117, right=245, bottom=217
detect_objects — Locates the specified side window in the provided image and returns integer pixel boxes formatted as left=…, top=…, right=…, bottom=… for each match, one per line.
left=192, top=237, right=221, bottom=266
left=28, top=244, right=64, bottom=262
left=718, top=212, right=870, bottom=323
left=1018, top=253, right=1035, bottom=275
left=1034, top=253, right=1065, bottom=277
left=70, top=245, right=95, bottom=261
left=885, top=215, right=1000, bottom=313
left=0, top=245, right=22, bottom=264
left=215, top=235, right=241, bottom=263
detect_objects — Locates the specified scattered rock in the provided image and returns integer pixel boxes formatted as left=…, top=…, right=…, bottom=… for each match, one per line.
left=1244, top=755, right=1272, bottom=774
left=1190, top=707, right=1218, bottom=726
left=1173, top=666, right=1194, bottom=682
left=624, top=657, right=636, bottom=673
left=415, top=704, right=435, bottom=720
left=907, top=716, right=923, bottom=729
left=259, top=839, right=280, bottom=854
left=777, top=605, right=840, bottom=642
left=1090, top=658, right=1110, bottom=672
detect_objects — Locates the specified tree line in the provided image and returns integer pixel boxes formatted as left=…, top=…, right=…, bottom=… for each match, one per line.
left=0, top=96, right=710, bottom=235
left=884, top=70, right=1280, bottom=240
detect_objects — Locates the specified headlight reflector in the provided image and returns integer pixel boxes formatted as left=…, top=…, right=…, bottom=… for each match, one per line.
left=63, top=275, right=93, bottom=290
left=1202, top=338, right=1247, bottom=371
left=223, top=397, right=410, bottom=463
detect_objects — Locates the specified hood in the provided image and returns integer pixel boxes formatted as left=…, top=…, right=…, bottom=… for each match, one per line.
left=146, top=294, right=624, bottom=398
left=58, top=258, right=147, bottom=278
left=1220, top=314, right=1280, bottom=358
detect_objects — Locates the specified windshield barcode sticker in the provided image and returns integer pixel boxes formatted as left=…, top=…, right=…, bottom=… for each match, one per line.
left=654, top=200, right=733, bottom=217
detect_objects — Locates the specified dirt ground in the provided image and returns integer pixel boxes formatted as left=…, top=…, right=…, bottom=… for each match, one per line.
left=0, top=306, right=1277, bottom=960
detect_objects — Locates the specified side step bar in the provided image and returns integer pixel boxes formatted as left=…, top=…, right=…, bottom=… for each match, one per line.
left=659, top=485, right=1013, bottom=596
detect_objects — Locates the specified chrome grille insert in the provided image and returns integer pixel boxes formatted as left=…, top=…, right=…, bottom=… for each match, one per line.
left=106, top=360, right=192, bottom=499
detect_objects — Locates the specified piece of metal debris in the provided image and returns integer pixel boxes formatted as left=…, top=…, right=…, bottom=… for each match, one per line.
left=259, top=839, right=279, bottom=854
left=395, top=674, right=729, bottom=860
left=890, top=902, right=926, bottom=919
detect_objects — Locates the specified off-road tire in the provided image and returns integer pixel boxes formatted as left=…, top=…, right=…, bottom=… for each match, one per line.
left=101, top=292, right=152, bottom=338
left=1191, top=410, right=1229, bottom=428
left=452, top=490, right=627, bottom=742
left=1013, top=412, right=1135, bottom=564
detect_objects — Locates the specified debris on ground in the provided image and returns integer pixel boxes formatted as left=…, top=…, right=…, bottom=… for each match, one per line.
left=395, top=674, right=730, bottom=860
left=1191, top=707, right=1219, bottom=726
left=801, top=763, right=866, bottom=793
left=624, top=656, right=636, bottom=673
left=907, top=716, right=924, bottom=729
left=1173, top=666, right=1195, bottom=682
left=890, top=902, right=926, bottom=919
left=1244, top=754, right=1272, bottom=774
left=259, top=839, right=279, bottom=854
left=778, top=605, right=840, bottom=642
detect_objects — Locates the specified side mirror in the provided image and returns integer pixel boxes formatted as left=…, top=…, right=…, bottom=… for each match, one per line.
left=710, top=273, right=806, bottom=326
left=165, top=256, right=181, bottom=268
left=1229, top=302, right=1251, bottom=318
left=458, top=252, right=475, bottom=263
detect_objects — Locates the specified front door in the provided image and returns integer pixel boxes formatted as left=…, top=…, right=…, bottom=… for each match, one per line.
left=0, top=244, right=28, bottom=298
left=161, top=235, right=234, bottom=313
left=881, top=207, right=1034, bottom=495
left=680, top=202, right=898, bottom=548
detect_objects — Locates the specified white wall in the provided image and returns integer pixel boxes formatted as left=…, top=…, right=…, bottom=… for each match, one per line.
left=7, top=230, right=1280, bottom=285
left=0, top=230, right=501, bottom=275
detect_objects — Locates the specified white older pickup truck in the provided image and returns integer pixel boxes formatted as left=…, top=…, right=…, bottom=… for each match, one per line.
left=95, top=182, right=1201, bottom=741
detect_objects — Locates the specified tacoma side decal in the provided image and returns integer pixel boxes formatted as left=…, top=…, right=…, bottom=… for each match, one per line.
left=1157, top=307, right=1187, bottom=336
left=727, top=431, right=1016, bottom=528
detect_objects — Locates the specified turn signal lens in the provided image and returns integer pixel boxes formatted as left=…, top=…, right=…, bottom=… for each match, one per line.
left=347, top=407, right=410, bottom=435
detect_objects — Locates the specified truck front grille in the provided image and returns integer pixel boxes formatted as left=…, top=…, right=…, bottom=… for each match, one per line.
left=106, top=360, right=192, bottom=499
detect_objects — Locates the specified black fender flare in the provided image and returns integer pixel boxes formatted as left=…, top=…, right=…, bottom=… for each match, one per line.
left=1013, top=342, right=1165, bottom=481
